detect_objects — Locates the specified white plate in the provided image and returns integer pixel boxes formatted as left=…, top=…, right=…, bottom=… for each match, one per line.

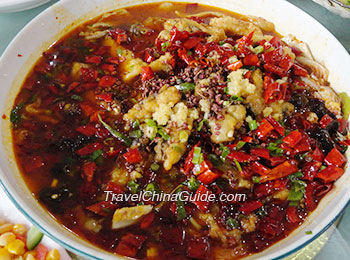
left=0, top=0, right=349, bottom=260
left=312, top=0, right=350, bottom=18
left=0, top=0, right=51, bottom=13
left=0, top=187, right=72, bottom=260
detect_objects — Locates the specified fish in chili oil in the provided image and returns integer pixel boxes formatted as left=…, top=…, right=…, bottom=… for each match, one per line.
left=10, top=2, right=350, bottom=260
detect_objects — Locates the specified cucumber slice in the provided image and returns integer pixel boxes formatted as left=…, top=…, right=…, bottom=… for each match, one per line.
left=339, top=92, right=350, bottom=120
left=26, top=226, right=44, bottom=250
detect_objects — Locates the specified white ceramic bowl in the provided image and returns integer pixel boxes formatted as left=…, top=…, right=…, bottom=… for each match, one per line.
left=0, top=0, right=51, bottom=13
left=0, top=0, right=349, bottom=259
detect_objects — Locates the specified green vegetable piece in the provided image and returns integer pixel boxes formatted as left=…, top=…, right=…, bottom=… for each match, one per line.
left=98, top=114, right=132, bottom=146
left=252, top=176, right=261, bottom=183
left=305, top=231, right=312, bottom=235
left=176, top=197, right=187, bottom=221
left=234, top=159, right=242, bottom=172
left=129, top=129, right=142, bottom=138
left=127, top=180, right=139, bottom=194
left=197, top=119, right=208, bottom=131
left=220, top=146, right=230, bottom=162
left=158, top=129, right=170, bottom=140
left=187, top=176, right=200, bottom=191
left=150, top=163, right=160, bottom=171
left=88, top=149, right=103, bottom=161
left=146, top=182, right=160, bottom=193
left=179, top=130, right=189, bottom=143
left=71, top=94, right=83, bottom=101
left=253, top=45, right=264, bottom=54
left=177, top=82, right=196, bottom=93
left=132, top=119, right=140, bottom=129
left=226, top=218, right=239, bottom=229
left=161, top=41, right=170, bottom=52
left=145, top=119, right=157, bottom=127
left=10, top=103, right=24, bottom=124
left=249, top=120, right=258, bottom=131
left=339, top=92, right=350, bottom=120
left=192, top=147, right=202, bottom=165
left=208, top=154, right=222, bottom=167
left=27, top=226, right=43, bottom=250
left=235, top=141, right=246, bottom=150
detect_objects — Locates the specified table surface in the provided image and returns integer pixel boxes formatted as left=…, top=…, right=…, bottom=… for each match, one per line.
left=1, top=0, right=350, bottom=259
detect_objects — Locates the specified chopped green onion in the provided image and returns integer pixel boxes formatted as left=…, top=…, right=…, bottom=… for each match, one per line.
left=158, top=129, right=170, bottom=140
left=256, top=208, right=266, bottom=218
left=150, top=163, right=160, bottom=171
left=305, top=231, right=312, bottom=235
left=192, top=147, right=202, bottom=164
left=10, top=103, right=24, bottom=124
left=161, top=41, right=170, bottom=52
left=187, top=51, right=193, bottom=56
left=173, top=145, right=183, bottom=153
left=197, top=119, right=208, bottom=131
left=320, top=165, right=327, bottom=171
left=234, top=159, right=242, bottom=172
left=117, top=48, right=123, bottom=56
left=177, top=82, right=196, bottom=93
left=98, top=114, right=132, bottom=146
left=235, top=141, right=246, bottom=150
left=219, top=41, right=225, bottom=46
left=71, top=94, right=83, bottom=101
left=208, top=154, right=222, bottom=167
left=129, top=129, right=142, bottom=138
left=146, top=182, right=160, bottom=193
left=187, top=176, right=200, bottom=191
left=339, top=92, right=350, bottom=120
left=179, top=130, right=189, bottom=143
left=224, top=87, right=229, bottom=94
left=88, top=149, right=103, bottom=161
left=288, top=182, right=305, bottom=202
left=27, top=226, right=43, bottom=250
left=127, top=180, right=139, bottom=194
left=176, top=198, right=187, bottom=221
left=132, top=119, right=140, bottom=129
left=267, top=142, right=284, bottom=156
left=253, top=45, right=264, bottom=54
left=223, top=100, right=230, bottom=106
left=249, top=120, right=258, bottom=131
left=252, top=176, right=260, bottom=183
left=230, top=95, right=244, bottom=102
left=145, top=119, right=157, bottom=127
left=288, top=172, right=303, bottom=180
left=226, top=218, right=239, bottom=229
left=220, top=146, right=230, bottom=162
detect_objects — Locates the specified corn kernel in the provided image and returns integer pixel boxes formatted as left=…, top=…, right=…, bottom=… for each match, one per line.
left=7, top=239, right=25, bottom=255
left=24, top=252, right=36, bottom=260
left=12, top=224, right=27, bottom=236
left=45, top=249, right=60, bottom=260
left=0, top=232, right=16, bottom=247
left=0, top=248, right=11, bottom=260
left=146, top=247, right=158, bottom=258
left=51, top=179, right=58, bottom=188
left=26, top=254, right=36, bottom=260
left=0, top=224, right=13, bottom=234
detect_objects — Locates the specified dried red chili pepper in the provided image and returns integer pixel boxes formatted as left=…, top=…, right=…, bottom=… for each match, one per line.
left=193, top=185, right=212, bottom=212
left=123, top=148, right=143, bottom=164
left=256, top=119, right=274, bottom=139
left=83, top=162, right=96, bottom=182
left=282, top=130, right=302, bottom=148
left=317, top=166, right=344, bottom=183
left=239, top=201, right=263, bottom=214
left=324, top=147, right=346, bottom=167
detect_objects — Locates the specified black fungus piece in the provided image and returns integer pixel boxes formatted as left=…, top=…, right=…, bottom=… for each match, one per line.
left=325, top=120, right=340, bottom=136
left=307, top=98, right=333, bottom=119
left=50, top=163, right=77, bottom=180
left=308, top=125, right=335, bottom=153
left=59, top=135, right=90, bottom=153
left=290, top=92, right=309, bottom=110
left=39, top=187, right=72, bottom=214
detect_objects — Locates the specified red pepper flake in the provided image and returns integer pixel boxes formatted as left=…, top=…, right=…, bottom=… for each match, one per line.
left=324, top=147, right=346, bottom=167
left=312, top=147, right=325, bottom=162
left=115, top=233, right=146, bottom=258
left=267, top=116, right=285, bottom=136
left=193, top=159, right=212, bottom=176
left=286, top=206, right=300, bottom=223
left=17, top=54, right=22, bottom=57
left=140, top=66, right=154, bottom=81
left=99, top=75, right=117, bottom=87
left=105, top=57, right=119, bottom=65
left=239, top=201, right=263, bottom=214
left=294, top=137, right=311, bottom=154
left=80, top=103, right=97, bottom=117
left=302, top=161, right=322, bottom=181
left=256, top=119, right=274, bottom=140
left=319, top=114, right=334, bottom=128
left=227, top=150, right=259, bottom=163
left=100, top=63, right=117, bottom=73
left=67, top=82, right=80, bottom=93
left=96, top=93, right=113, bottom=103
left=250, top=148, right=270, bottom=160
left=140, top=213, right=155, bottom=229
left=183, top=36, right=201, bottom=49
left=81, top=68, right=98, bottom=82
left=76, top=142, right=102, bottom=156
left=270, top=156, right=287, bottom=167
left=105, top=181, right=124, bottom=194
left=260, top=160, right=298, bottom=182
left=123, top=148, right=142, bottom=164
left=83, top=162, right=96, bottom=182
left=197, top=169, right=222, bottom=185
left=317, top=166, right=344, bottom=183
left=193, top=185, right=212, bottom=212
left=292, top=63, right=308, bottom=77
left=249, top=161, right=271, bottom=175
left=76, top=124, right=97, bottom=137
left=282, top=130, right=302, bottom=148
left=187, top=237, right=209, bottom=259
left=86, top=201, right=117, bottom=216
left=227, top=60, right=243, bottom=71
left=243, top=54, right=260, bottom=67
left=85, top=55, right=102, bottom=65
left=182, top=143, right=200, bottom=175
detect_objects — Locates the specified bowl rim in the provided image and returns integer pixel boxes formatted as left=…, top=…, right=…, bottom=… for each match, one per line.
left=0, top=0, right=350, bottom=259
